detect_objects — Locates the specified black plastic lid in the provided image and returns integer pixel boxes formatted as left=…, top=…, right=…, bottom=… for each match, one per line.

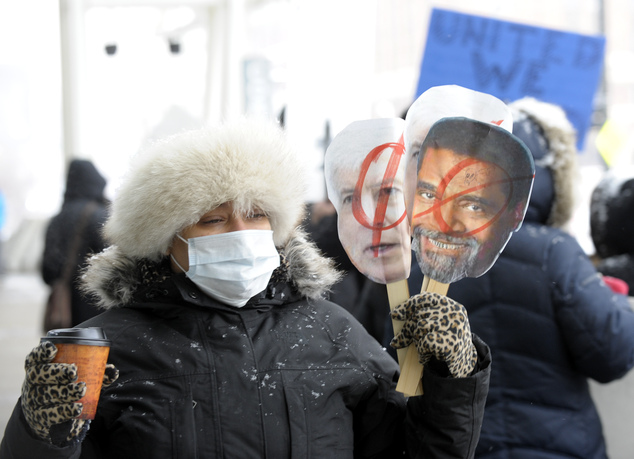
left=41, top=327, right=111, bottom=347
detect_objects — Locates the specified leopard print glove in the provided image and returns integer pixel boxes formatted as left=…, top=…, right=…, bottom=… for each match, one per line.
left=102, top=363, right=120, bottom=388
left=20, top=341, right=87, bottom=445
left=390, top=292, right=478, bottom=378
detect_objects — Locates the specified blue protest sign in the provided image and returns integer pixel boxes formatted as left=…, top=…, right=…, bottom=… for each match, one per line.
left=416, top=8, right=606, bottom=149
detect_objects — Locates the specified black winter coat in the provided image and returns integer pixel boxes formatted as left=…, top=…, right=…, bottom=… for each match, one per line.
left=2, top=241, right=491, bottom=458
left=41, top=159, right=109, bottom=326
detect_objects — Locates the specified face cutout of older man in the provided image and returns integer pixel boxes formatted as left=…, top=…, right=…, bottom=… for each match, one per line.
left=325, top=118, right=411, bottom=284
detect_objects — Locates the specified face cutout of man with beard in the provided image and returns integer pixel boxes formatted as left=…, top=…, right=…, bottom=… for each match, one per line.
left=410, top=117, right=534, bottom=284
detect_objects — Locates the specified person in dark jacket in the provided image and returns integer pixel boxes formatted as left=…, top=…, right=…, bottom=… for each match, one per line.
left=1, top=118, right=491, bottom=459
left=437, top=98, right=634, bottom=458
left=372, top=97, right=634, bottom=458
left=590, top=166, right=634, bottom=294
left=41, top=159, right=109, bottom=326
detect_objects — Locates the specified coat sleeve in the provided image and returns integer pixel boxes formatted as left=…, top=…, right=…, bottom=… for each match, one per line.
left=551, top=233, right=634, bottom=382
left=0, top=402, right=82, bottom=459
left=404, top=334, right=491, bottom=459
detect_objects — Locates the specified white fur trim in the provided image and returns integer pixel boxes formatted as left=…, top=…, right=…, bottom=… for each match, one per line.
left=509, top=97, right=579, bottom=228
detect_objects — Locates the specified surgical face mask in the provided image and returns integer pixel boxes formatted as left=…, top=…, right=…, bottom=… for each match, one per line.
left=171, top=230, right=280, bottom=308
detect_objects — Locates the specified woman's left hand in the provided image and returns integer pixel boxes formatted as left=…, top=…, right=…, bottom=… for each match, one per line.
left=390, top=292, right=477, bottom=378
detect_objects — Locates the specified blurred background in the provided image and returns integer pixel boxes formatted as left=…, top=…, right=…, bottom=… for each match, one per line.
left=2, top=0, right=634, bottom=263
left=1, top=0, right=633, bottom=455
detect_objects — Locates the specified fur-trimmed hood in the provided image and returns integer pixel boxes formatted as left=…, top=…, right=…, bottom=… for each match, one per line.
left=81, top=227, right=342, bottom=310
left=509, top=97, right=579, bottom=228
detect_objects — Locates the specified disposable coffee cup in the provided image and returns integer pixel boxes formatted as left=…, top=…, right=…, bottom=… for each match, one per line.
left=41, top=327, right=111, bottom=420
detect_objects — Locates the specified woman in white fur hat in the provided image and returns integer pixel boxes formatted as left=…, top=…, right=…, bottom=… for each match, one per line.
left=1, top=118, right=490, bottom=458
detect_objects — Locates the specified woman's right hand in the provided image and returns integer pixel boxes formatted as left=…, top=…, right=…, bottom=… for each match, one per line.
left=20, top=341, right=88, bottom=446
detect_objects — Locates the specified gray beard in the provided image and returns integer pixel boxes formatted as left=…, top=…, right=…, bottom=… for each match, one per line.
left=412, top=227, right=479, bottom=284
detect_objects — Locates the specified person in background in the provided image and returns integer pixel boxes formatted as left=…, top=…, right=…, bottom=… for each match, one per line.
left=590, top=166, right=634, bottom=295
left=1, top=118, right=491, bottom=458
left=303, top=199, right=371, bottom=317
left=41, top=159, right=109, bottom=326
left=436, top=97, right=634, bottom=458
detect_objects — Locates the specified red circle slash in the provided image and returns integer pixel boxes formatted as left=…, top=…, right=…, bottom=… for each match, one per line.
left=351, top=140, right=407, bottom=255
left=412, top=157, right=534, bottom=237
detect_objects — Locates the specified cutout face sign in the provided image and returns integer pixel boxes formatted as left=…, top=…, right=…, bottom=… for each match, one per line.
left=409, top=117, right=534, bottom=283
left=403, top=85, right=514, bottom=218
left=325, top=118, right=411, bottom=284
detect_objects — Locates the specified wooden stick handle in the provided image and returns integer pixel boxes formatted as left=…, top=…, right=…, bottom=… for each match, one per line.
left=396, top=344, right=424, bottom=396
left=425, top=278, right=450, bottom=295
left=386, top=281, right=409, bottom=372
left=387, top=280, right=424, bottom=396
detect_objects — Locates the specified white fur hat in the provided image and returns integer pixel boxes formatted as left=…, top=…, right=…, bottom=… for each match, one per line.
left=104, top=118, right=307, bottom=261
